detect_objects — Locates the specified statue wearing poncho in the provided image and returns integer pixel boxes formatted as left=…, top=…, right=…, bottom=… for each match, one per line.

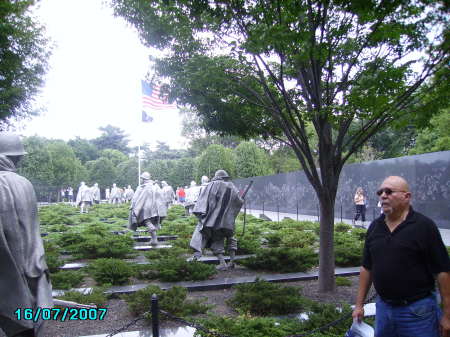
left=0, top=154, right=53, bottom=336
left=190, top=170, right=243, bottom=270
left=128, top=172, right=166, bottom=245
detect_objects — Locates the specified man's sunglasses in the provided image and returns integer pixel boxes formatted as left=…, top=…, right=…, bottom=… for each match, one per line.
left=376, top=188, right=407, bottom=196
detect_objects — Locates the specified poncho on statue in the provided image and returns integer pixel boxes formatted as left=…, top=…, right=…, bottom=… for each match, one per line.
left=128, top=181, right=166, bottom=231
left=0, top=155, right=53, bottom=332
left=190, top=179, right=243, bottom=252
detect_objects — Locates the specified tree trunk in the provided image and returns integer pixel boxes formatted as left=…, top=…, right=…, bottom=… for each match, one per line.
left=318, top=196, right=336, bottom=292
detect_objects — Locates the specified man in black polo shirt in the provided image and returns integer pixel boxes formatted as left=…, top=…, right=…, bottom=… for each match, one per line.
left=352, top=176, right=450, bottom=337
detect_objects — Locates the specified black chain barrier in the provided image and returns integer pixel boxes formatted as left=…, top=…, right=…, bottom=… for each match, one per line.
left=101, top=290, right=377, bottom=337
left=103, top=312, right=149, bottom=337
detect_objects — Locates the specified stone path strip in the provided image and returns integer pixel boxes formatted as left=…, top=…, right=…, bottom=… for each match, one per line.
left=52, top=267, right=360, bottom=297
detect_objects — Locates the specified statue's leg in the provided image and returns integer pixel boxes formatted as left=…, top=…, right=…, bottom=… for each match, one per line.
left=148, top=217, right=159, bottom=245
left=211, top=233, right=228, bottom=270
left=227, top=236, right=238, bottom=269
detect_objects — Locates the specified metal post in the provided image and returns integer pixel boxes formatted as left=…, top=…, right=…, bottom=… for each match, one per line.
left=373, top=208, right=375, bottom=221
left=262, top=200, right=265, bottom=215
left=296, top=201, right=299, bottom=221
left=242, top=199, right=247, bottom=236
left=151, top=294, right=159, bottom=337
left=277, top=203, right=280, bottom=222
left=138, top=145, right=141, bottom=186
left=340, top=203, right=343, bottom=223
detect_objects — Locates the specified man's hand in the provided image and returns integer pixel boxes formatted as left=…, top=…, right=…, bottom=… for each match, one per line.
left=352, top=305, right=364, bottom=323
left=441, top=315, right=450, bottom=337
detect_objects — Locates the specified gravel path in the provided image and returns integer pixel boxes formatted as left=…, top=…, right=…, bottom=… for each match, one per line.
left=38, top=274, right=364, bottom=337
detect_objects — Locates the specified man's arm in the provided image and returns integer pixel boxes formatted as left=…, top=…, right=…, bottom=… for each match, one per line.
left=437, top=271, right=450, bottom=336
left=352, top=266, right=373, bottom=322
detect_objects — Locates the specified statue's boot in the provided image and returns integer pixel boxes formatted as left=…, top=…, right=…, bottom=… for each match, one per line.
left=150, top=231, right=158, bottom=246
left=228, top=250, right=236, bottom=269
left=215, top=254, right=228, bottom=270
left=191, top=251, right=202, bottom=261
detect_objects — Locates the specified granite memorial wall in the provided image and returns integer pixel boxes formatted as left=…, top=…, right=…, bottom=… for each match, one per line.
left=234, top=151, right=450, bottom=229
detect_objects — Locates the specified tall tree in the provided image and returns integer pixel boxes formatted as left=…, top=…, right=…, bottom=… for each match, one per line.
left=0, top=0, right=50, bottom=127
left=111, top=0, right=449, bottom=291
left=197, top=144, right=236, bottom=180
left=92, top=125, right=130, bottom=154
left=86, top=157, right=117, bottom=188
left=234, top=141, right=273, bottom=178
left=170, top=157, right=197, bottom=187
left=68, top=137, right=99, bottom=164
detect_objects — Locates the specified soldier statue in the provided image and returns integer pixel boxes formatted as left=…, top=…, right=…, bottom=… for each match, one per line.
left=190, top=169, right=244, bottom=270
left=0, top=133, right=53, bottom=337
left=128, top=172, right=166, bottom=245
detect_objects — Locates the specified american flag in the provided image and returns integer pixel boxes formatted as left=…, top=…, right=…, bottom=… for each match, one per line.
left=141, top=80, right=176, bottom=111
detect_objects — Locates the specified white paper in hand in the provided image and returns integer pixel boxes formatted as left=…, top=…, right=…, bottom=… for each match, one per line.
left=344, top=320, right=374, bottom=337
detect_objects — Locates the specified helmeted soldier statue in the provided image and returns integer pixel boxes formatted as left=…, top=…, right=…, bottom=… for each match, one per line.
left=76, top=181, right=93, bottom=213
left=124, top=185, right=134, bottom=202
left=185, top=180, right=200, bottom=215
left=0, top=133, right=53, bottom=337
left=190, top=169, right=244, bottom=270
left=109, top=183, right=121, bottom=204
left=161, top=181, right=175, bottom=209
left=91, top=183, right=101, bottom=204
left=128, top=172, right=166, bottom=245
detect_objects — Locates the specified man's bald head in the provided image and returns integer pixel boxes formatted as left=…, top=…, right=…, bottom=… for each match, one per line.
left=381, top=176, right=410, bottom=192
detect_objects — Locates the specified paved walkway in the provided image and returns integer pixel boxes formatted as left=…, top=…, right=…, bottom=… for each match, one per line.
left=244, top=208, right=450, bottom=246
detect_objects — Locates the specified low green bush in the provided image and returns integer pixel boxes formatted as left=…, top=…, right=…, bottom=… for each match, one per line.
left=239, top=247, right=317, bottom=272
left=142, top=258, right=217, bottom=282
left=165, top=205, right=186, bottom=221
left=335, top=276, right=352, bottom=287
left=125, top=285, right=210, bottom=320
left=264, top=231, right=283, bottom=247
left=235, top=235, right=261, bottom=254
left=57, top=232, right=85, bottom=248
left=50, top=270, right=84, bottom=289
left=72, top=234, right=134, bottom=259
left=56, top=287, right=108, bottom=307
left=351, top=227, right=367, bottom=241
left=44, top=241, right=63, bottom=273
left=228, top=279, right=309, bottom=315
left=88, top=258, right=134, bottom=285
left=334, top=222, right=352, bottom=232
left=280, top=230, right=317, bottom=249
left=334, top=232, right=364, bottom=267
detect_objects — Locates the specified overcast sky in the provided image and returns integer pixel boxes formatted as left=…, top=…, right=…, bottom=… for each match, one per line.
left=21, top=0, right=185, bottom=149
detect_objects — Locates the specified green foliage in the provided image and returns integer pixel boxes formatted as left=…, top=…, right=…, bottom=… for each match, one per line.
left=239, top=247, right=317, bottom=272
left=196, top=144, right=236, bottom=180
left=269, top=146, right=301, bottom=173
left=165, top=204, right=186, bottom=221
left=92, top=125, right=130, bottom=154
left=72, top=234, right=133, bottom=259
left=169, top=157, right=197, bottom=188
left=334, top=232, right=364, bottom=267
left=235, top=235, right=260, bottom=254
left=68, top=137, right=99, bottom=164
left=0, top=0, right=50, bottom=124
left=88, top=258, right=134, bottom=285
left=137, top=257, right=216, bottom=282
left=228, top=279, right=308, bottom=315
left=335, top=276, right=352, bottom=287
left=334, top=222, right=352, bottom=232
left=85, top=157, right=117, bottom=189
left=409, top=109, right=450, bottom=155
left=56, top=287, right=108, bottom=307
left=280, top=230, right=317, bottom=249
left=125, top=285, right=209, bottom=320
left=43, top=241, right=64, bottom=273
left=234, top=141, right=273, bottom=178
left=50, top=270, right=84, bottom=290
left=144, top=246, right=188, bottom=261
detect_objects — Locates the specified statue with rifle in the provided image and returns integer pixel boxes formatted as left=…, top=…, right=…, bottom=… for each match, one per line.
left=190, top=169, right=253, bottom=270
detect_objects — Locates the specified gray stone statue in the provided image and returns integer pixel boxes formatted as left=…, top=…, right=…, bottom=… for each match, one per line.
left=185, top=180, right=200, bottom=215
left=190, top=169, right=244, bottom=270
left=76, top=181, right=93, bottom=213
left=161, top=180, right=175, bottom=208
left=128, top=172, right=166, bottom=245
left=90, top=183, right=101, bottom=204
left=124, top=185, right=134, bottom=202
left=0, top=133, right=53, bottom=337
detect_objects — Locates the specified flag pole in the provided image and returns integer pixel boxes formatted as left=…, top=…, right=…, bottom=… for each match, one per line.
left=138, top=144, right=141, bottom=186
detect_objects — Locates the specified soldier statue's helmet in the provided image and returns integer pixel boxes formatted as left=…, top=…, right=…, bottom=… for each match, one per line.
left=140, top=172, right=151, bottom=180
left=190, top=180, right=197, bottom=187
left=161, top=181, right=167, bottom=186
left=201, top=175, right=209, bottom=184
left=0, top=132, right=27, bottom=156
left=214, top=169, right=229, bottom=180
